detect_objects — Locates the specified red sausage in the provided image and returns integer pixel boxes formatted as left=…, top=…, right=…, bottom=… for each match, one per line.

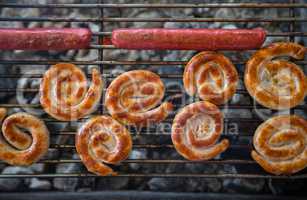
left=0, top=28, right=91, bottom=50
left=111, top=28, right=266, bottom=50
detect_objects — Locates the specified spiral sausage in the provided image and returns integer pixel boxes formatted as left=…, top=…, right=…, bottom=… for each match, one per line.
left=183, top=51, right=238, bottom=104
left=251, top=115, right=307, bottom=175
left=105, top=70, right=173, bottom=127
left=245, top=42, right=306, bottom=110
left=76, top=115, right=132, bottom=176
left=0, top=108, right=50, bottom=166
left=171, top=101, right=229, bottom=161
left=40, top=63, right=103, bottom=121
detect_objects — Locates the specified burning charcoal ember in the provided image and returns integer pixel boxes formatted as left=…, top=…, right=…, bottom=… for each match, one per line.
left=295, top=109, right=307, bottom=119
left=43, top=149, right=60, bottom=160
left=206, top=178, right=223, bottom=192
left=157, top=69, right=183, bottom=86
left=238, top=95, right=252, bottom=105
left=53, top=154, right=81, bottom=191
left=15, top=69, right=45, bottom=116
left=131, top=10, right=165, bottom=28
left=1, top=7, right=39, bottom=19
left=75, top=49, right=98, bottom=61
left=222, top=24, right=238, bottom=30
left=109, top=49, right=162, bottom=67
left=97, top=177, right=129, bottom=190
left=223, top=109, right=252, bottom=119
left=28, top=164, right=45, bottom=173
left=185, top=163, right=218, bottom=174
left=223, top=178, right=265, bottom=194
left=253, top=109, right=291, bottom=121
left=183, top=164, right=222, bottom=192
left=128, top=149, right=148, bottom=171
left=263, top=35, right=287, bottom=47
left=185, top=178, right=222, bottom=192
left=78, top=178, right=96, bottom=191
left=77, top=187, right=92, bottom=192
left=0, top=21, right=23, bottom=28
left=0, top=67, right=16, bottom=100
left=59, top=49, right=79, bottom=60
left=230, top=94, right=241, bottom=104
left=29, top=178, right=51, bottom=190
left=0, top=176, right=22, bottom=191
left=0, top=166, right=34, bottom=191
left=299, top=2, right=307, bottom=45
left=252, top=109, right=273, bottom=121
left=148, top=178, right=183, bottom=191
left=220, top=164, right=265, bottom=194
left=269, top=179, right=307, bottom=195
left=163, top=50, right=195, bottom=63
left=53, top=163, right=80, bottom=191
left=165, top=164, right=185, bottom=174
left=164, top=17, right=207, bottom=29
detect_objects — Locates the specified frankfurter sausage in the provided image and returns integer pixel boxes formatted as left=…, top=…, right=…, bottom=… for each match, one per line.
left=0, top=28, right=91, bottom=50
left=111, top=28, right=266, bottom=50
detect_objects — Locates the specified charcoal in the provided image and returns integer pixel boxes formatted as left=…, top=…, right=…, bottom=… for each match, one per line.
left=29, top=178, right=51, bottom=190
left=147, top=178, right=183, bottom=191
left=0, top=166, right=33, bottom=191
left=223, top=178, right=265, bottom=194
left=53, top=162, right=80, bottom=191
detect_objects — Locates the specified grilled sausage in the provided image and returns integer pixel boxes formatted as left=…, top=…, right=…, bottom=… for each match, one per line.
left=251, top=115, right=307, bottom=175
left=111, top=28, right=266, bottom=50
left=171, top=101, right=229, bottom=161
left=183, top=51, right=238, bottom=104
left=40, top=63, right=103, bottom=121
left=244, top=42, right=306, bottom=110
left=0, top=108, right=50, bottom=166
left=76, top=115, right=132, bottom=176
left=0, top=28, right=91, bottom=50
left=105, top=70, right=173, bottom=127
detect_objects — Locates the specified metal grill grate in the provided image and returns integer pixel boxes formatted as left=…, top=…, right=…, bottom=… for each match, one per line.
left=0, top=0, right=306, bottom=191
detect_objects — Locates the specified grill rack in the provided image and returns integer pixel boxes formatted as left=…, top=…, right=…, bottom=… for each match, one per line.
left=0, top=0, right=306, bottom=191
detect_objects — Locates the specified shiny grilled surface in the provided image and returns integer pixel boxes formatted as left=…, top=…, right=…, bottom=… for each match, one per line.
left=0, top=1, right=306, bottom=197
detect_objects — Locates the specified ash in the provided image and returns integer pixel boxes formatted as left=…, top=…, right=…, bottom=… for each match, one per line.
left=0, top=0, right=306, bottom=196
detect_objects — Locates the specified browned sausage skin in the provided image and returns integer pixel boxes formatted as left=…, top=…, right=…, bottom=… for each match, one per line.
left=76, top=115, right=132, bottom=176
left=40, top=63, right=103, bottom=121
left=0, top=28, right=91, bottom=50
left=244, top=42, right=306, bottom=110
left=171, top=101, right=229, bottom=161
left=0, top=108, right=50, bottom=166
left=251, top=115, right=307, bottom=175
left=112, top=28, right=266, bottom=50
left=105, top=70, right=173, bottom=127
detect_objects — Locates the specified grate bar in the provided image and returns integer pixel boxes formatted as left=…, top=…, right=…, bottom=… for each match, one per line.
left=0, top=60, right=307, bottom=66
left=50, top=132, right=255, bottom=137
left=0, top=31, right=301, bottom=37
left=1, top=3, right=307, bottom=8
left=0, top=74, right=246, bottom=80
left=0, top=159, right=256, bottom=164
left=0, top=17, right=307, bottom=22
left=0, top=31, right=304, bottom=37
left=48, top=144, right=251, bottom=149
left=0, top=103, right=305, bottom=110
left=0, top=173, right=306, bottom=179
left=6, top=103, right=307, bottom=110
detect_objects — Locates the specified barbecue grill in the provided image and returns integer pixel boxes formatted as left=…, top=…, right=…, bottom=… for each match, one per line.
left=0, top=1, right=306, bottom=199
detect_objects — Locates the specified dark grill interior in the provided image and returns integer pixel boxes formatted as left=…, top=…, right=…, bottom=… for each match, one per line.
left=0, top=0, right=306, bottom=199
